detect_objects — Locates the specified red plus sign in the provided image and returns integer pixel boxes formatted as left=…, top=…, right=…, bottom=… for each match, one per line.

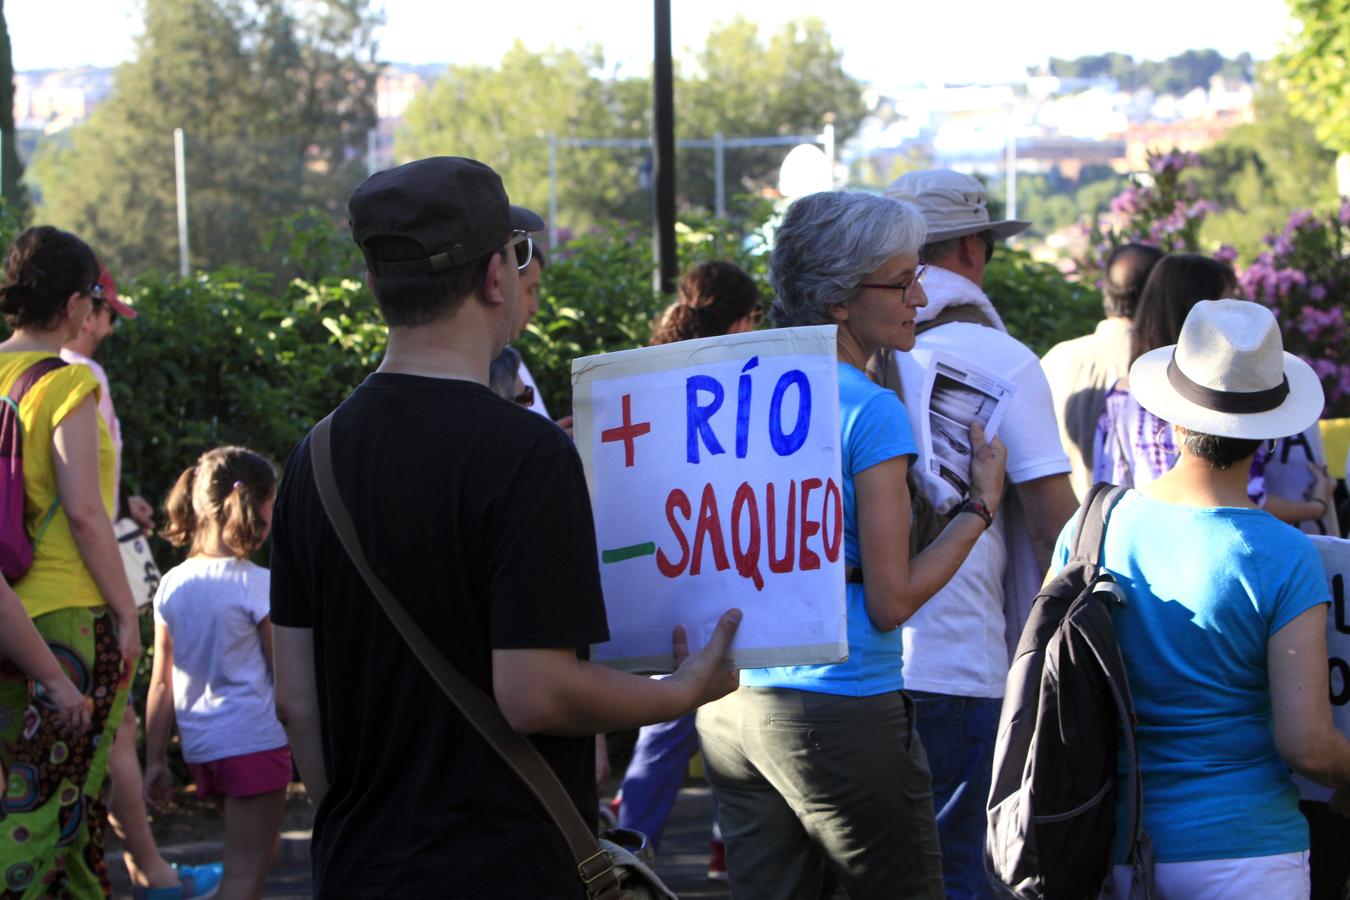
left=601, top=393, right=651, bottom=468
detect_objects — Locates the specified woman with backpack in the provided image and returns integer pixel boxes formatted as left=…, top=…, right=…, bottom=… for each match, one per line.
left=0, top=226, right=142, bottom=897
left=1054, top=299, right=1350, bottom=897
left=694, top=191, right=1007, bottom=899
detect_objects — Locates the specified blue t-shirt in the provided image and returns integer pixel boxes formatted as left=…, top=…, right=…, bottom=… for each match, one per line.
left=742, top=363, right=917, bottom=697
left=1052, top=490, right=1328, bottom=863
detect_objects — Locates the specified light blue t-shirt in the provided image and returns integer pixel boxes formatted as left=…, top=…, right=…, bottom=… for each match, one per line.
left=1052, top=490, right=1328, bottom=863
left=742, top=362, right=917, bottom=697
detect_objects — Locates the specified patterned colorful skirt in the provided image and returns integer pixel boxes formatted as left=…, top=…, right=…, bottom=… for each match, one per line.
left=0, top=606, right=129, bottom=899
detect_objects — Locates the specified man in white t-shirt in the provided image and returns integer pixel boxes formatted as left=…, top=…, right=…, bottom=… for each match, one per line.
left=1041, top=243, right=1163, bottom=500
left=881, top=170, right=1079, bottom=899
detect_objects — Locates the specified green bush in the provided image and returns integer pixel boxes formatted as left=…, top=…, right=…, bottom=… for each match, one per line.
left=985, top=247, right=1104, bottom=357
left=103, top=268, right=384, bottom=525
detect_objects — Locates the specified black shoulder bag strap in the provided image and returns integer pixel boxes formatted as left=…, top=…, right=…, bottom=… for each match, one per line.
left=307, top=414, right=622, bottom=900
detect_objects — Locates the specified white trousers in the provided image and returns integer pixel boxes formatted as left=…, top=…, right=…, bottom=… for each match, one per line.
left=1109, top=850, right=1309, bottom=899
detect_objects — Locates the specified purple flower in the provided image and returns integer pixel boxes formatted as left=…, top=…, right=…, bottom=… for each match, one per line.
left=1309, top=284, right=1327, bottom=301
left=1340, top=198, right=1350, bottom=226
left=1312, top=358, right=1337, bottom=379
left=1110, top=188, right=1141, bottom=215
left=1215, top=245, right=1238, bottom=263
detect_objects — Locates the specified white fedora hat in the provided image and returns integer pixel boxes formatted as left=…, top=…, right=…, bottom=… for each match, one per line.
left=885, top=169, right=1031, bottom=243
left=1130, top=299, right=1324, bottom=440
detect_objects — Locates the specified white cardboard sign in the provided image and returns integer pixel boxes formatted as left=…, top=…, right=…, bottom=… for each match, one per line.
left=1296, top=535, right=1350, bottom=802
left=572, top=325, right=847, bottom=672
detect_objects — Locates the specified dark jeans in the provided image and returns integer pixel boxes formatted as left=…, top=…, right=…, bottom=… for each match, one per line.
left=908, top=691, right=1002, bottom=900
left=697, top=687, right=944, bottom=900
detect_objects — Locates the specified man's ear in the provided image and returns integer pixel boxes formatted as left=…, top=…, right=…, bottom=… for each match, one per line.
left=480, top=251, right=505, bottom=306
left=957, top=234, right=979, bottom=270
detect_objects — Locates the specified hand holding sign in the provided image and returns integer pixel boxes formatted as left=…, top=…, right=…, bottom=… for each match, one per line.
left=669, top=608, right=744, bottom=706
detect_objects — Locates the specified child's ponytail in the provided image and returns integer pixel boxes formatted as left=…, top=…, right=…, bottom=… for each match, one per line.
left=161, top=464, right=200, bottom=549
left=162, top=447, right=277, bottom=558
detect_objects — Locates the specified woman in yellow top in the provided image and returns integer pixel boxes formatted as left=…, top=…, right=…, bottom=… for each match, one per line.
left=0, top=226, right=142, bottom=899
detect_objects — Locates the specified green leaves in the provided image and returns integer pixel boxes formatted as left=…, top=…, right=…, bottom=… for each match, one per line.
left=30, top=0, right=378, bottom=277
left=1276, top=0, right=1350, bottom=155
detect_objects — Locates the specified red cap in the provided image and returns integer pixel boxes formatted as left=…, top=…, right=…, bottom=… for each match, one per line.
left=95, top=266, right=138, bottom=319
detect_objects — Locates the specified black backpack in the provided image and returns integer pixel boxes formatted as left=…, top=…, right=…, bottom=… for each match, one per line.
left=985, top=483, right=1153, bottom=900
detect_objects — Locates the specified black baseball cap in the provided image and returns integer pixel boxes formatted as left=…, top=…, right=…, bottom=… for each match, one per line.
left=348, top=156, right=545, bottom=277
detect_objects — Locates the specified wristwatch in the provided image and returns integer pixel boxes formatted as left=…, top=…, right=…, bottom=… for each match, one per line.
left=957, top=497, right=994, bottom=530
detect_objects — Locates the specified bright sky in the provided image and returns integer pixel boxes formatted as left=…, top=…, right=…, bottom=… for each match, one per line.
left=10, top=0, right=1294, bottom=90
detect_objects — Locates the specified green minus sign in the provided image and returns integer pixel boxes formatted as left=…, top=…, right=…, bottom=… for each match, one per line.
left=602, top=542, right=657, bottom=564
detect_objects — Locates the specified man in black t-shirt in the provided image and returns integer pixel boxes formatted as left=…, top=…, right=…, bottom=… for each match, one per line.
left=270, top=156, right=741, bottom=898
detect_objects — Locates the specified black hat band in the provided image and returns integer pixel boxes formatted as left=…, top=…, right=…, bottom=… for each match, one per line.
left=1166, top=353, right=1289, bottom=414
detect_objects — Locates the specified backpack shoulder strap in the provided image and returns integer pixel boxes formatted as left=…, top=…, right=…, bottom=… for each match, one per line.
left=865, top=347, right=902, bottom=395
left=915, top=303, right=996, bottom=334
left=1070, top=483, right=1127, bottom=566
left=3, top=356, right=68, bottom=407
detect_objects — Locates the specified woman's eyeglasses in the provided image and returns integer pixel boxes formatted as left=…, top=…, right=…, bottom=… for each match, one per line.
left=858, top=264, right=928, bottom=301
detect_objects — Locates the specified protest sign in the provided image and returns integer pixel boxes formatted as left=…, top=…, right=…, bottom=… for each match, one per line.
left=1265, top=426, right=1340, bottom=537
left=573, top=325, right=846, bottom=672
left=1296, top=535, right=1350, bottom=802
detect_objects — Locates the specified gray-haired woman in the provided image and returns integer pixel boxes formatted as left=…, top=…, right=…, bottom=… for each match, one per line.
left=696, top=191, right=1007, bottom=899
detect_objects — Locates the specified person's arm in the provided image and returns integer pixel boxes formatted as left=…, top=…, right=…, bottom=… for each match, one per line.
left=1269, top=605, right=1350, bottom=787
left=492, top=609, right=741, bottom=736
left=51, top=395, right=140, bottom=673
left=1012, top=473, right=1080, bottom=573
left=273, top=624, right=329, bottom=807
left=1264, top=462, right=1336, bottom=524
left=0, top=576, right=89, bottom=737
left=1264, top=493, right=1331, bottom=524
left=259, top=616, right=275, bottom=674
left=127, top=494, right=155, bottom=532
left=142, top=621, right=177, bottom=811
left=856, top=420, right=1008, bottom=632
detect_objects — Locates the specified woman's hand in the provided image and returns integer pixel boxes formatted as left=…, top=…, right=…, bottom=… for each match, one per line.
left=968, top=420, right=1008, bottom=517
left=115, top=612, right=142, bottom=687
left=1304, top=461, right=1335, bottom=519
left=667, top=609, right=742, bottom=708
left=143, top=758, right=174, bottom=814
left=37, top=673, right=91, bottom=739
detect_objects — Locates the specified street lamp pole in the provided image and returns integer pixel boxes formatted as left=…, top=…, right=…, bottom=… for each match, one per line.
left=652, top=0, right=677, bottom=295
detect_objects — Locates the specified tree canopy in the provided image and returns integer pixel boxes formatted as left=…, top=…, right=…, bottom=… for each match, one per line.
left=31, top=0, right=379, bottom=274
left=1040, top=49, right=1254, bottom=94
left=1275, top=0, right=1350, bottom=155
left=396, top=17, right=867, bottom=231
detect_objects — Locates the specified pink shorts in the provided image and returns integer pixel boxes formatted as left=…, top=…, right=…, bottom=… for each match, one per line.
left=187, top=746, right=292, bottom=799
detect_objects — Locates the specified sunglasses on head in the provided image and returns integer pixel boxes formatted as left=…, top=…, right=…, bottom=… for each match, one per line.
left=514, top=384, right=535, bottom=407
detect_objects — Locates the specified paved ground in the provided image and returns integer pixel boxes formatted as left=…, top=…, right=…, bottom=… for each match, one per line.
left=105, top=781, right=729, bottom=898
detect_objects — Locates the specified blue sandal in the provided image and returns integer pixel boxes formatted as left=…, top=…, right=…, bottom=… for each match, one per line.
left=131, top=862, right=225, bottom=900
